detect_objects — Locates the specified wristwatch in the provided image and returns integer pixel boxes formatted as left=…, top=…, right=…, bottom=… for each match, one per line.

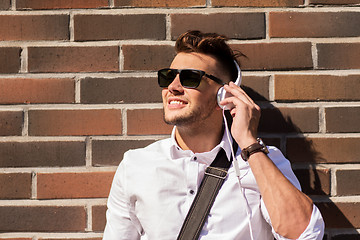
left=240, top=138, right=269, bottom=161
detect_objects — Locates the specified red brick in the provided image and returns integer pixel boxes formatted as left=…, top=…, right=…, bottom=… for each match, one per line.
left=242, top=76, right=270, bottom=101
left=28, top=109, right=122, bottom=136
left=270, top=12, right=360, bottom=38
left=37, top=172, right=114, bottom=199
left=80, top=77, right=161, bottom=104
left=115, top=0, right=205, bottom=7
left=0, top=15, right=69, bottom=41
left=122, top=45, right=175, bottom=71
left=16, top=0, right=109, bottom=9
left=127, top=109, right=172, bottom=135
left=317, top=43, right=360, bottom=70
left=331, top=234, right=360, bottom=240
left=0, top=173, right=31, bottom=199
left=74, top=14, right=166, bottom=41
left=293, top=168, right=330, bottom=195
left=287, top=137, right=360, bottom=164
left=170, top=13, right=265, bottom=40
left=0, top=78, right=75, bottom=104
left=0, top=206, right=86, bottom=231
left=28, top=46, right=119, bottom=73
left=212, top=0, right=303, bottom=7
left=325, top=107, right=360, bottom=133
left=0, top=111, right=23, bottom=136
left=0, top=48, right=21, bottom=74
left=92, top=205, right=107, bottom=231
left=0, top=0, right=10, bottom=9
left=317, top=202, right=360, bottom=228
left=310, top=0, right=360, bottom=5
left=274, top=74, right=360, bottom=101
left=259, top=107, right=319, bottom=133
left=92, top=139, right=155, bottom=166
left=0, top=141, right=85, bottom=167
left=262, top=137, right=281, bottom=149
left=336, top=170, right=360, bottom=196
left=231, top=42, right=313, bottom=70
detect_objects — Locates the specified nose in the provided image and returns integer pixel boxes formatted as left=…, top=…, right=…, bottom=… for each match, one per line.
left=167, top=74, right=184, bottom=94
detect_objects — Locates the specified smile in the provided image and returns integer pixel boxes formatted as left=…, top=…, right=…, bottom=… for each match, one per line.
left=169, top=100, right=187, bottom=105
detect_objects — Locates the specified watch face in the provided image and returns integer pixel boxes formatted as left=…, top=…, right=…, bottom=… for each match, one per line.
left=257, top=138, right=269, bottom=154
left=257, top=138, right=265, bottom=146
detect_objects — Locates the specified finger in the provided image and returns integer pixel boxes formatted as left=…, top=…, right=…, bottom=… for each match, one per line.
left=221, top=85, right=256, bottom=108
left=224, top=82, right=255, bottom=105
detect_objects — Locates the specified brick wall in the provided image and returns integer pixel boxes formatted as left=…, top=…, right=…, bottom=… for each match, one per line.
left=0, top=0, right=359, bottom=239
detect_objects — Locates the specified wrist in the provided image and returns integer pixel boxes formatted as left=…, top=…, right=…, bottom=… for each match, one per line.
left=236, top=137, right=257, bottom=150
left=240, top=138, right=269, bottom=161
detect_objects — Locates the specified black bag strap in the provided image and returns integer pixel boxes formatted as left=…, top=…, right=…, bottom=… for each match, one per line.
left=177, top=139, right=238, bottom=240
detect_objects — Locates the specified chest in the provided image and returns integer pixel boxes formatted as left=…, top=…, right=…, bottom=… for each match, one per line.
left=128, top=157, right=264, bottom=239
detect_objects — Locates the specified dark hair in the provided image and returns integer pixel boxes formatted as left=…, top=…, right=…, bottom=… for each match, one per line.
left=175, top=30, right=241, bottom=82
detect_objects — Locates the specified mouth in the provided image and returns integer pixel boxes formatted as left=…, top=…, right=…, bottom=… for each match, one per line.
left=169, top=100, right=187, bottom=105
left=167, top=98, right=188, bottom=108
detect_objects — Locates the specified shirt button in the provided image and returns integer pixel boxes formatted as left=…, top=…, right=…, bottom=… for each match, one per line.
left=189, top=190, right=195, bottom=195
left=194, top=157, right=197, bottom=160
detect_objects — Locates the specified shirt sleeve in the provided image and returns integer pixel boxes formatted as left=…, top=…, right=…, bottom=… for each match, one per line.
left=260, top=147, right=325, bottom=240
left=103, top=156, right=141, bottom=240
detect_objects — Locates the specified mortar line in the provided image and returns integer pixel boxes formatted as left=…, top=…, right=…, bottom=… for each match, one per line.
left=119, top=45, right=123, bottom=72
left=11, top=0, right=16, bottom=10
left=22, top=108, right=29, bottom=137
left=20, top=47, right=28, bottom=73
left=86, top=203, right=92, bottom=232
left=31, top=171, right=37, bottom=200
left=319, top=107, right=326, bottom=133
left=122, top=108, right=128, bottom=136
left=311, top=42, right=318, bottom=70
left=165, top=14, right=172, bottom=41
left=268, top=74, right=275, bottom=102
left=109, top=0, right=115, bottom=8
left=85, top=137, right=93, bottom=167
left=331, top=168, right=337, bottom=196
left=75, top=76, right=81, bottom=103
left=265, top=11, right=270, bottom=41
left=69, top=11, right=75, bottom=42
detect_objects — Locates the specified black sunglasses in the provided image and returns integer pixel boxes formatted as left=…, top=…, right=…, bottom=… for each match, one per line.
left=158, top=68, right=225, bottom=89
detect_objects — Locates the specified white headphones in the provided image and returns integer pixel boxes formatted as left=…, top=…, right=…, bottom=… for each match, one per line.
left=216, top=60, right=242, bottom=110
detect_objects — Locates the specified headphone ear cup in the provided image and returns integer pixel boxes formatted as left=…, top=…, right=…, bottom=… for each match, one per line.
left=217, top=86, right=226, bottom=109
left=217, top=86, right=235, bottom=110
left=217, top=60, right=242, bottom=110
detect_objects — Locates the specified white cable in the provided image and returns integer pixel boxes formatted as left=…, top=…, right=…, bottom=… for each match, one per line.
left=222, top=109, right=255, bottom=240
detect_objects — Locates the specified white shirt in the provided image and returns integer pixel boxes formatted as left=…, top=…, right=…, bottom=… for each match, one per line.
left=103, top=127, right=324, bottom=240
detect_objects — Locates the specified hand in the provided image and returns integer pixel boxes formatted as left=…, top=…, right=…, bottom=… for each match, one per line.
left=219, top=82, right=261, bottom=149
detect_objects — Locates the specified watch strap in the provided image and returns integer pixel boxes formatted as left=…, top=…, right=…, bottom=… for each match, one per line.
left=241, top=138, right=268, bottom=161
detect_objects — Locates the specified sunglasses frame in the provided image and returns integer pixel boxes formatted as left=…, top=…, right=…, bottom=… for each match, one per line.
left=158, top=68, right=225, bottom=89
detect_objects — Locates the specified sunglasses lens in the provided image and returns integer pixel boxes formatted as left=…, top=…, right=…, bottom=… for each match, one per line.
left=180, top=70, right=202, bottom=88
left=158, top=69, right=204, bottom=88
left=158, top=69, right=177, bottom=88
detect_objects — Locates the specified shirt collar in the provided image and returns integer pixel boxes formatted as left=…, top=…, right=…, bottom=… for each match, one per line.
left=169, top=126, right=234, bottom=165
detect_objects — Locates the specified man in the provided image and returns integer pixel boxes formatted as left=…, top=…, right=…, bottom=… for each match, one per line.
left=103, top=30, right=324, bottom=239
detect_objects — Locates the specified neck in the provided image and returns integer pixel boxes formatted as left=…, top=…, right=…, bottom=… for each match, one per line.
left=175, top=120, right=224, bottom=153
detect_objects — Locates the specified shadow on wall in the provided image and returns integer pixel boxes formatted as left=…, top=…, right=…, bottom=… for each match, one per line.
left=242, top=85, right=358, bottom=240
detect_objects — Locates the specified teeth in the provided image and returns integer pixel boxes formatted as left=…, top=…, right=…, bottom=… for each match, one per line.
left=170, top=100, right=185, bottom=105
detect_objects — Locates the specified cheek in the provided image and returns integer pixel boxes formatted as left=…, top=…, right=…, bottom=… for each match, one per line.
left=161, top=89, right=167, bottom=101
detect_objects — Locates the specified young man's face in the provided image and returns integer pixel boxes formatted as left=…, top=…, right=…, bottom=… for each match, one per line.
left=162, top=52, right=225, bottom=128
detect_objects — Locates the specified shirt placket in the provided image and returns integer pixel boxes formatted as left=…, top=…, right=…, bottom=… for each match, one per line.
left=185, top=155, right=199, bottom=207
